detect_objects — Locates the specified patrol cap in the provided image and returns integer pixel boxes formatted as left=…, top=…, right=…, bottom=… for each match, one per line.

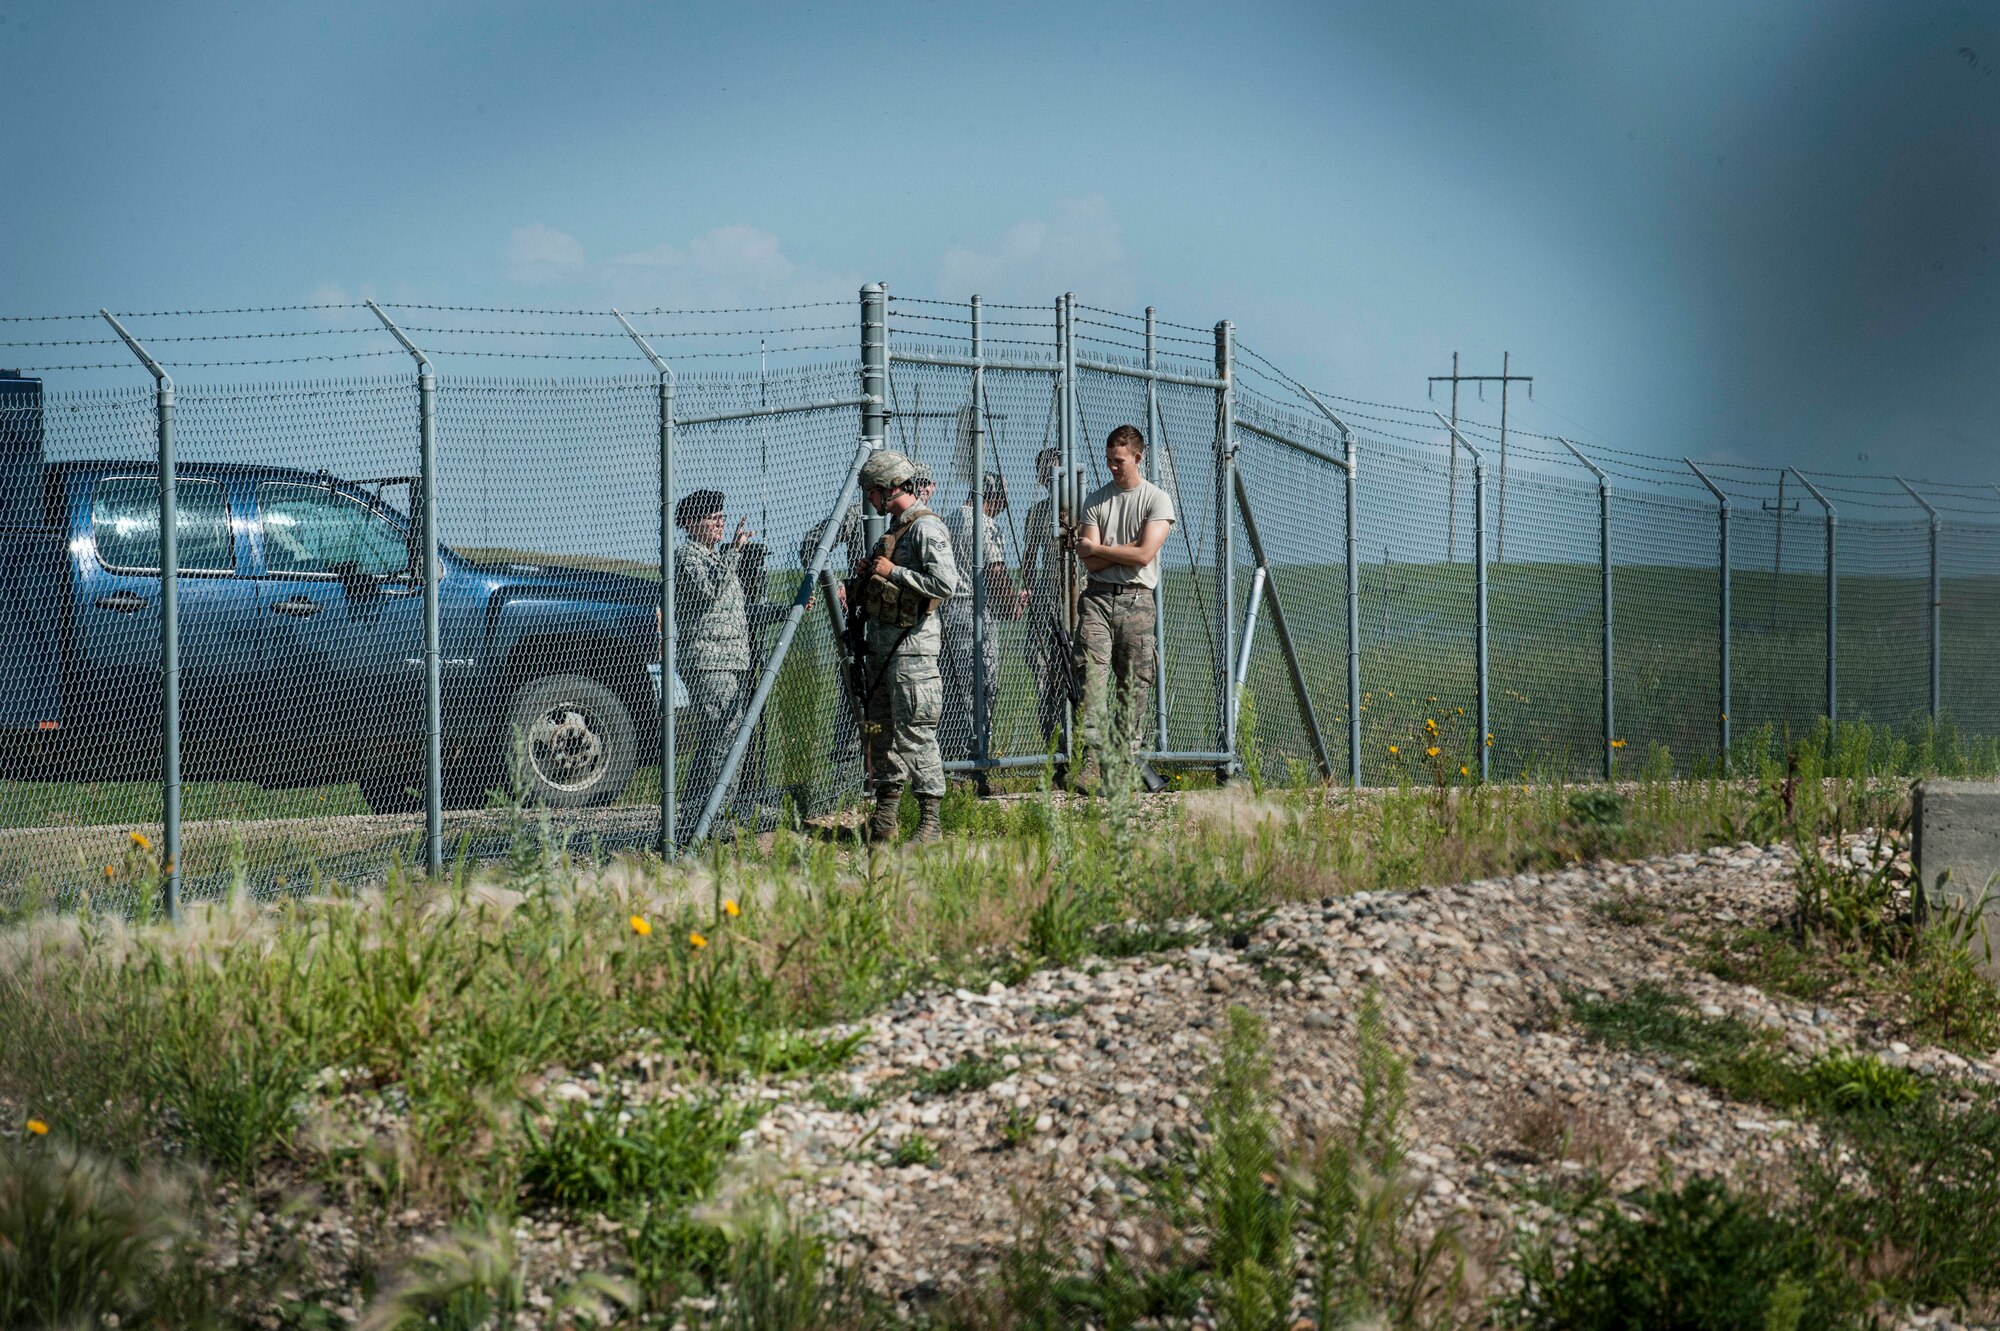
left=675, top=488, right=725, bottom=526
left=859, top=449, right=917, bottom=492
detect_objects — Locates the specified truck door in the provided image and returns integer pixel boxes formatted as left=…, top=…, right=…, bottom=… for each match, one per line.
left=75, top=473, right=256, bottom=760
left=250, top=480, right=422, bottom=773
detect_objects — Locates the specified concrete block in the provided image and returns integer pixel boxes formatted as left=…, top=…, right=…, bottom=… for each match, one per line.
left=1911, top=779, right=2000, bottom=982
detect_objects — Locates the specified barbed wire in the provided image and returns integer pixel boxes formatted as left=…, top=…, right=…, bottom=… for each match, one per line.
left=382, top=301, right=848, bottom=316
left=114, top=304, right=366, bottom=317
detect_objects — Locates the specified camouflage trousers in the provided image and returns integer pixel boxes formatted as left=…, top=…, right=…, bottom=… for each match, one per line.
left=678, top=668, right=745, bottom=838
left=1075, top=586, right=1156, bottom=759
left=866, top=647, right=946, bottom=798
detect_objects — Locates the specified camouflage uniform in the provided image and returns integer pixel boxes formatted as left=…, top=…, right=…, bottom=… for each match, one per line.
left=1076, top=585, right=1157, bottom=757
left=861, top=509, right=958, bottom=799
left=674, top=537, right=750, bottom=838
left=1019, top=492, right=1072, bottom=746
left=941, top=500, right=1006, bottom=763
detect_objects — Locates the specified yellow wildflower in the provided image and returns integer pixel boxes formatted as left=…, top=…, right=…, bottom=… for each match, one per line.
left=129, top=830, right=151, bottom=851
left=1455, top=706, right=1464, bottom=716
left=1424, top=718, right=1438, bottom=734
left=628, top=915, right=652, bottom=937
left=723, top=899, right=740, bottom=918
left=103, top=865, right=115, bottom=879
left=1387, top=745, right=1400, bottom=755
left=1460, top=765, right=1470, bottom=777
left=26, top=1119, right=48, bottom=1136
left=689, top=932, right=708, bottom=949
left=1610, top=738, right=1627, bottom=749
left=1426, top=746, right=1441, bottom=758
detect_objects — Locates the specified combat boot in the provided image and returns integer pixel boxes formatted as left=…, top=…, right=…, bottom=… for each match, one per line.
left=868, top=786, right=903, bottom=843
left=912, top=794, right=943, bottom=845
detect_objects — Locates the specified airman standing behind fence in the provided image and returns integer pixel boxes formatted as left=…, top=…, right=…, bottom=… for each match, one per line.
left=1073, top=425, right=1173, bottom=786
left=1017, top=446, right=1073, bottom=752
left=943, top=472, right=1028, bottom=773
left=673, top=489, right=754, bottom=842
left=852, top=449, right=958, bottom=845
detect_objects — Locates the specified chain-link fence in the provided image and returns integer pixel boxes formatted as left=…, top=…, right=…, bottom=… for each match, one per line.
left=3, top=288, right=1998, bottom=912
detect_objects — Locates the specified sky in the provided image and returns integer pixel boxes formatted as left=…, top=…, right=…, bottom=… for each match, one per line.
left=3, top=0, right=1998, bottom=491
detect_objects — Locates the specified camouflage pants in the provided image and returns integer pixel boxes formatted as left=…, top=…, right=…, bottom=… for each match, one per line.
left=940, top=613, right=998, bottom=763
left=1075, top=587, right=1156, bottom=759
left=866, top=648, right=946, bottom=798
left=679, top=668, right=745, bottom=838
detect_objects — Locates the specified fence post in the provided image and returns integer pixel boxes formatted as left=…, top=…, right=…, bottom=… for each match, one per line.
left=1434, top=413, right=1488, bottom=780
left=1058, top=294, right=1082, bottom=762
left=1792, top=469, right=1836, bottom=727
left=1897, top=477, right=1941, bottom=721
left=1144, top=307, right=1168, bottom=752
left=1291, top=384, right=1363, bottom=788
left=366, top=301, right=443, bottom=877
left=1215, top=319, right=1237, bottom=776
left=614, top=311, right=677, bottom=853
left=1686, top=460, right=1731, bottom=767
left=969, top=296, right=989, bottom=772
left=861, top=284, right=887, bottom=452
left=1559, top=439, right=1613, bottom=778
left=101, top=311, right=180, bottom=919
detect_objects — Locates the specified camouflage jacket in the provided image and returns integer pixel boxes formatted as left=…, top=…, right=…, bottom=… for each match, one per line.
left=675, top=540, right=750, bottom=672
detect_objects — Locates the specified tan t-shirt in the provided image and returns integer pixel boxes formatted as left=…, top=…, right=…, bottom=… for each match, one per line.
left=1081, top=477, right=1175, bottom=591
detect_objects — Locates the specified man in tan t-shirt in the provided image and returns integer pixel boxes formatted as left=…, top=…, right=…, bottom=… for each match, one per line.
left=1074, top=424, right=1173, bottom=785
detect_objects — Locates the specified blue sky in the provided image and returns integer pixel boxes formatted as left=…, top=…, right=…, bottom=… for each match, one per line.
left=4, top=0, right=1998, bottom=487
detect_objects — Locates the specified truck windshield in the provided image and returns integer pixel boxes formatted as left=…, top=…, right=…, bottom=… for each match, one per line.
left=257, top=482, right=409, bottom=576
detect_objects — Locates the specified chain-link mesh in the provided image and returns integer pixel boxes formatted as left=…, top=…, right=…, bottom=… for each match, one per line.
left=1942, top=519, right=2000, bottom=740
left=1231, top=390, right=1349, bottom=782
left=669, top=364, right=869, bottom=833
left=1612, top=490, right=1723, bottom=769
left=7, top=293, right=2000, bottom=915
left=1836, top=515, right=1929, bottom=730
left=1351, top=429, right=1478, bottom=784
left=1728, top=486, right=1832, bottom=747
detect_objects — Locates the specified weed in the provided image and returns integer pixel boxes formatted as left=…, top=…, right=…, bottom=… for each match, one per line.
left=518, top=1093, right=759, bottom=1212
left=910, top=1054, right=1008, bottom=1098
left=1303, top=988, right=1467, bottom=1330
left=1795, top=1090, right=2000, bottom=1307
left=888, top=1134, right=938, bottom=1168
left=994, top=1109, right=1035, bottom=1151
left=0, top=1137, right=221, bottom=1330
left=1509, top=1175, right=1864, bottom=1331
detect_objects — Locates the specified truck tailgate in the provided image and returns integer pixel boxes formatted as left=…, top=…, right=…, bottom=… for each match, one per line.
left=0, top=528, right=62, bottom=731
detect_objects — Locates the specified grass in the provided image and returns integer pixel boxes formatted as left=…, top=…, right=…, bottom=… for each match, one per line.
left=1562, top=978, right=2000, bottom=1311
left=1, top=721, right=1996, bottom=1325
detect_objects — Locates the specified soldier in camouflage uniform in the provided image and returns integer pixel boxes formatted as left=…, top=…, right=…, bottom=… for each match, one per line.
left=851, top=450, right=958, bottom=844
left=673, top=488, right=755, bottom=842
left=943, top=473, right=1027, bottom=771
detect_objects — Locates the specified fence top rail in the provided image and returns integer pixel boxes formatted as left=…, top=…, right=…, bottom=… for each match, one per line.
left=1074, top=356, right=1226, bottom=391
left=1234, top=415, right=1349, bottom=473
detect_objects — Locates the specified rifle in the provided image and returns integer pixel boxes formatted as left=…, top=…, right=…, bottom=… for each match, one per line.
left=832, top=512, right=890, bottom=775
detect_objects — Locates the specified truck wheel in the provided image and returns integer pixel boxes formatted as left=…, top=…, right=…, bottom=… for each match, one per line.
left=507, top=674, right=637, bottom=808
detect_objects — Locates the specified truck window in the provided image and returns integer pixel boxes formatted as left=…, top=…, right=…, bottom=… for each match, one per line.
left=256, top=482, right=408, bottom=577
left=92, top=476, right=235, bottom=572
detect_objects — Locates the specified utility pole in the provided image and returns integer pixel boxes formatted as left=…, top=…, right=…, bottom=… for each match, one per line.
left=1429, top=353, right=1531, bottom=560
left=1763, top=469, right=1799, bottom=631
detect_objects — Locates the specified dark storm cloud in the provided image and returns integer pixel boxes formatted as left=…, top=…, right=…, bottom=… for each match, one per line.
left=1329, top=0, right=2000, bottom=481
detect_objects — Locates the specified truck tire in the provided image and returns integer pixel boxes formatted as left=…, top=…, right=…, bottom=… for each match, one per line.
left=506, top=673, right=637, bottom=808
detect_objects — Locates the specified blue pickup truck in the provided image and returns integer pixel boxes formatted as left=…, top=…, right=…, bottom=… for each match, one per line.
left=0, top=371, right=666, bottom=811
